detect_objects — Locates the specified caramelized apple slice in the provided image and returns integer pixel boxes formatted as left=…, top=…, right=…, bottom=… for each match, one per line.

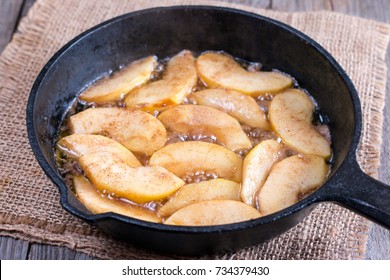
left=196, top=52, right=292, bottom=96
left=158, top=105, right=252, bottom=151
left=158, top=179, right=240, bottom=217
left=193, top=88, right=269, bottom=129
left=68, top=107, right=166, bottom=155
left=241, top=140, right=285, bottom=206
left=79, top=56, right=157, bottom=103
left=73, top=176, right=161, bottom=223
left=57, top=134, right=141, bottom=167
left=79, top=152, right=185, bottom=203
left=149, top=141, right=243, bottom=183
left=125, top=50, right=197, bottom=111
left=269, top=89, right=331, bottom=158
left=164, top=200, right=261, bottom=226
left=258, top=155, right=328, bottom=215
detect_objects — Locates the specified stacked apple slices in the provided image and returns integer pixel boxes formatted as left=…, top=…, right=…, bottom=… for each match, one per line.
left=241, top=89, right=330, bottom=215
left=57, top=133, right=183, bottom=222
left=124, top=50, right=198, bottom=112
left=56, top=49, right=331, bottom=226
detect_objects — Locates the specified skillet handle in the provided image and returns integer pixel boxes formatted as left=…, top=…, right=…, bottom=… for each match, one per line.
left=317, top=159, right=390, bottom=229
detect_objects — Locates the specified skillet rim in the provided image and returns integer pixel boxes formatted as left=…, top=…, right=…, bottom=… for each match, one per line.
left=26, top=5, right=362, bottom=234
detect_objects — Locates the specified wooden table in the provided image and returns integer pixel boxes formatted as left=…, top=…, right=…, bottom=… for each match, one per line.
left=1, top=0, right=389, bottom=260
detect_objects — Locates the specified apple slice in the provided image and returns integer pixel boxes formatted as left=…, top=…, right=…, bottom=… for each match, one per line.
left=79, top=56, right=157, bottom=104
left=241, top=140, right=285, bottom=206
left=73, top=176, right=161, bottom=223
left=149, top=141, right=243, bottom=183
left=79, top=152, right=185, bottom=203
left=57, top=134, right=141, bottom=167
left=193, top=88, right=269, bottom=130
left=258, top=155, right=328, bottom=215
left=157, top=105, right=252, bottom=151
left=196, top=52, right=292, bottom=96
left=164, top=200, right=261, bottom=226
left=68, top=107, right=166, bottom=155
left=158, top=179, right=240, bottom=217
left=269, top=89, right=331, bottom=158
left=125, top=50, right=197, bottom=111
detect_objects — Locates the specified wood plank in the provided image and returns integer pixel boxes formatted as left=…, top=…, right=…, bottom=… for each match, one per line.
left=28, top=244, right=75, bottom=260
left=74, top=251, right=96, bottom=260
left=0, top=0, right=36, bottom=261
left=367, top=224, right=390, bottom=259
left=331, top=0, right=390, bottom=22
left=20, top=0, right=36, bottom=18
left=366, top=80, right=390, bottom=258
left=271, top=0, right=332, bottom=11
left=258, top=0, right=390, bottom=261
left=0, top=0, right=95, bottom=261
left=329, top=0, right=390, bottom=261
left=28, top=243, right=94, bottom=260
left=0, top=0, right=389, bottom=260
left=0, top=0, right=24, bottom=54
left=222, top=0, right=271, bottom=9
left=0, top=236, right=29, bottom=260
left=366, top=6, right=390, bottom=259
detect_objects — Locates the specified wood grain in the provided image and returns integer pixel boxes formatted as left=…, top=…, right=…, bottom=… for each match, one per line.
left=222, top=0, right=270, bottom=8
left=20, top=0, right=36, bottom=18
left=0, top=0, right=34, bottom=260
left=328, top=0, right=390, bottom=261
left=332, top=0, right=390, bottom=22
left=373, top=30, right=390, bottom=260
left=362, top=1, right=390, bottom=260
left=0, top=236, right=29, bottom=260
left=0, top=0, right=389, bottom=260
left=28, top=244, right=94, bottom=260
left=271, top=0, right=332, bottom=11
left=0, top=0, right=24, bottom=54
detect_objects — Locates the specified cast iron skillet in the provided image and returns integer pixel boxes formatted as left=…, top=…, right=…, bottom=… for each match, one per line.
left=26, top=6, right=390, bottom=255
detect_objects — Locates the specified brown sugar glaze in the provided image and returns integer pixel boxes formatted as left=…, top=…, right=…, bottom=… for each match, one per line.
left=56, top=51, right=332, bottom=219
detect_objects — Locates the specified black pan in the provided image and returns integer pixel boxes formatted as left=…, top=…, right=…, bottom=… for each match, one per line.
left=26, top=6, right=390, bottom=255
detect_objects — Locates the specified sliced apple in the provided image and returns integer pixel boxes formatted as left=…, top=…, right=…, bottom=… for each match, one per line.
left=148, top=141, right=243, bottom=183
left=157, top=105, right=252, bottom=151
left=269, top=89, right=331, bottom=158
left=196, top=52, right=292, bottom=96
left=158, top=179, right=240, bottom=217
left=79, top=56, right=157, bottom=104
left=125, top=50, right=197, bottom=111
left=258, top=155, right=328, bottom=215
left=73, top=176, right=161, bottom=223
left=241, top=140, right=285, bottom=206
left=79, top=152, right=185, bottom=203
left=193, top=88, right=269, bottom=130
left=164, top=200, right=261, bottom=226
left=68, top=107, right=166, bottom=155
left=57, top=134, right=141, bottom=167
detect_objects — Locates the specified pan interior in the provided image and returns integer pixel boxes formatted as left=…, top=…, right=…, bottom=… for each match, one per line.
left=29, top=7, right=358, bottom=217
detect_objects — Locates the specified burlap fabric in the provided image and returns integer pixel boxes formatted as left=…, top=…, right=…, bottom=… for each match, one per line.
left=0, top=0, right=389, bottom=260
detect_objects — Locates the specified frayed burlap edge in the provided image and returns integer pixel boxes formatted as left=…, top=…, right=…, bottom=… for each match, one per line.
left=0, top=0, right=389, bottom=259
left=356, top=23, right=389, bottom=176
